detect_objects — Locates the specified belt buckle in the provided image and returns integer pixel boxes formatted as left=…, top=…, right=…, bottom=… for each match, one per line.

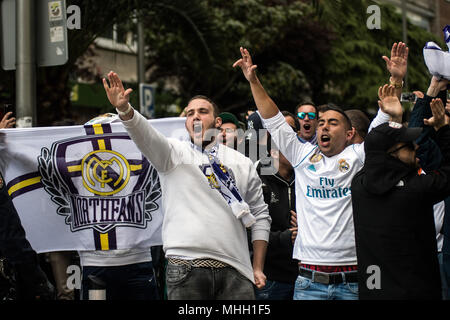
left=313, top=271, right=330, bottom=284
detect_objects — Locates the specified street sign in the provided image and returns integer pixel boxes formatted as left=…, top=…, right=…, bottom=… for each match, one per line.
left=1, top=0, right=69, bottom=70
left=139, top=83, right=155, bottom=118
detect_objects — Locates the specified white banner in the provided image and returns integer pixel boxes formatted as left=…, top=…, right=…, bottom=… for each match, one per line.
left=0, top=117, right=188, bottom=253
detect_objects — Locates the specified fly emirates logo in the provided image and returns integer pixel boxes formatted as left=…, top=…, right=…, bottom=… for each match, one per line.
left=306, top=177, right=351, bottom=199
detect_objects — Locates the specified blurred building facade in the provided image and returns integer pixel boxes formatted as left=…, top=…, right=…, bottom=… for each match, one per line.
left=379, top=0, right=449, bottom=36
left=70, top=24, right=139, bottom=124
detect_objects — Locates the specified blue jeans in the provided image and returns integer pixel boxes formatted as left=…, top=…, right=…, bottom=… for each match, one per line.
left=293, top=270, right=359, bottom=300
left=81, top=261, right=159, bottom=300
left=255, top=279, right=294, bottom=300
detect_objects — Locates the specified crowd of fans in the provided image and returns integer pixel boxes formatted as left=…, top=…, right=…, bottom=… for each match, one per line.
left=0, top=40, right=450, bottom=300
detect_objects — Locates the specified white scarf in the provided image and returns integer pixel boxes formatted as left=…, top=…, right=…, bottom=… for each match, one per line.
left=204, top=143, right=256, bottom=228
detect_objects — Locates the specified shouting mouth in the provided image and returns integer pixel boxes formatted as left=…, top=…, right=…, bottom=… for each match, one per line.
left=320, top=134, right=331, bottom=147
left=303, top=124, right=311, bottom=132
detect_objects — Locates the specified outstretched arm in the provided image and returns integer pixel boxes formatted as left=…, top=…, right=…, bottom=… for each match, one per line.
left=102, top=71, right=178, bottom=173
left=233, top=47, right=279, bottom=119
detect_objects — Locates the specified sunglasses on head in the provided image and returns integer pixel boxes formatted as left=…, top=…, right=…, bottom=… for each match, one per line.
left=297, top=112, right=316, bottom=120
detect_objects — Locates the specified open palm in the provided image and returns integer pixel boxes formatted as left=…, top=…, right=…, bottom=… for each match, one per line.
left=382, top=42, right=409, bottom=80
left=102, top=71, right=133, bottom=111
left=378, top=84, right=402, bottom=119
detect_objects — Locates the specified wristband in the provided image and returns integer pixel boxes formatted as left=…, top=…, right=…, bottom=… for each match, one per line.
left=116, top=103, right=133, bottom=117
left=389, top=77, right=404, bottom=89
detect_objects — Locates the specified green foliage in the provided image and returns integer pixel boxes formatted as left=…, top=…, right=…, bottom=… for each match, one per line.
left=140, top=0, right=329, bottom=115
left=2, top=0, right=445, bottom=124
left=141, top=0, right=445, bottom=117
left=315, top=0, right=443, bottom=113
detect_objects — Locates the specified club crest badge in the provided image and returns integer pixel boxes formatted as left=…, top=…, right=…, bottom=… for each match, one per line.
left=310, top=153, right=323, bottom=163
left=338, top=159, right=350, bottom=173
left=37, top=132, right=161, bottom=234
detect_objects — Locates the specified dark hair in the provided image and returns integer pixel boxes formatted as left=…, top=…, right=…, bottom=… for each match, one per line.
left=281, top=110, right=300, bottom=132
left=317, top=104, right=330, bottom=114
left=295, top=101, right=318, bottom=115
left=321, top=104, right=352, bottom=131
left=345, top=109, right=370, bottom=139
left=187, top=95, right=220, bottom=118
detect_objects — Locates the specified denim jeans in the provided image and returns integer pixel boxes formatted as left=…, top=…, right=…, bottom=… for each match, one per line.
left=165, top=262, right=255, bottom=300
left=81, top=261, right=159, bottom=300
left=293, top=270, right=359, bottom=300
left=255, top=279, right=294, bottom=300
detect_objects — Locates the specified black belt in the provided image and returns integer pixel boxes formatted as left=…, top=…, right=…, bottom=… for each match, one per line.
left=299, top=267, right=358, bottom=285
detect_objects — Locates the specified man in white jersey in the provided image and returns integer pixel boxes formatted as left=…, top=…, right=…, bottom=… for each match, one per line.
left=233, top=46, right=405, bottom=300
left=102, top=72, right=271, bottom=300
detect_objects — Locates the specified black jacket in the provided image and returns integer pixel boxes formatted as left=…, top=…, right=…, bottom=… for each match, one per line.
left=351, top=125, right=450, bottom=300
left=0, top=172, right=54, bottom=299
left=257, top=162, right=298, bottom=284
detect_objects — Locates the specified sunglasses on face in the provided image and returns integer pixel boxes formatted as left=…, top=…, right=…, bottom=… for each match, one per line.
left=297, top=112, right=316, bottom=120
left=388, top=141, right=415, bottom=155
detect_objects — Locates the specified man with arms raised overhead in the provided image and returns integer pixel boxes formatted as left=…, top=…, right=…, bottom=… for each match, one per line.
left=233, top=45, right=407, bottom=300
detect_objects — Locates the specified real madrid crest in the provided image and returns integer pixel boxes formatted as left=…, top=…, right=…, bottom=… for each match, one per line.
left=310, top=153, right=323, bottom=163
left=338, top=159, right=350, bottom=173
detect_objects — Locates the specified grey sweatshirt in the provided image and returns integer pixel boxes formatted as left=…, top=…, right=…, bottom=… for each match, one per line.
left=122, top=110, right=271, bottom=282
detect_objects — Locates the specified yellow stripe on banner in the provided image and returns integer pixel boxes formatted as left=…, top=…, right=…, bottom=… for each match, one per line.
left=93, top=124, right=104, bottom=135
left=8, top=176, right=42, bottom=196
left=67, top=165, right=82, bottom=173
left=130, top=164, right=142, bottom=171
left=100, top=233, right=109, bottom=250
left=98, top=139, right=106, bottom=150
left=93, top=124, right=106, bottom=150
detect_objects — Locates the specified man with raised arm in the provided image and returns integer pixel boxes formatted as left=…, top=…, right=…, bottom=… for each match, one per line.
left=233, top=46, right=404, bottom=300
left=103, top=73, right=271, bottom=300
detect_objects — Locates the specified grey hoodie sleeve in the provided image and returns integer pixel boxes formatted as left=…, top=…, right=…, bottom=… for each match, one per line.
left=244, top=160, right=272, bottom=243
left=121, top=109, right=180, bottom=173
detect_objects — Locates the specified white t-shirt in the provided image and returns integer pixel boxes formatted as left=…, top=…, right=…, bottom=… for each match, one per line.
left=263, top=110, right=389, bottom=265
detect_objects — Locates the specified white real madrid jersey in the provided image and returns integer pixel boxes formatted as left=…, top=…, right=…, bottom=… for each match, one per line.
left=264, top=111, right=389, bottom=265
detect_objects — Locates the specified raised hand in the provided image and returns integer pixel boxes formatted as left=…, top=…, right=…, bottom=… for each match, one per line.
left=427, top=76, right=449, bottom=97
left=378, top=84, right=403, bottom=122
left=232, top=47, right=258, bottom=83
left=382, top=42, right=409, bottom=81
left=102, top=71, right=133, bottom=112
left=0, top=112, right=15, bottom=129
left=424, top=98, right=446, bottom=131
